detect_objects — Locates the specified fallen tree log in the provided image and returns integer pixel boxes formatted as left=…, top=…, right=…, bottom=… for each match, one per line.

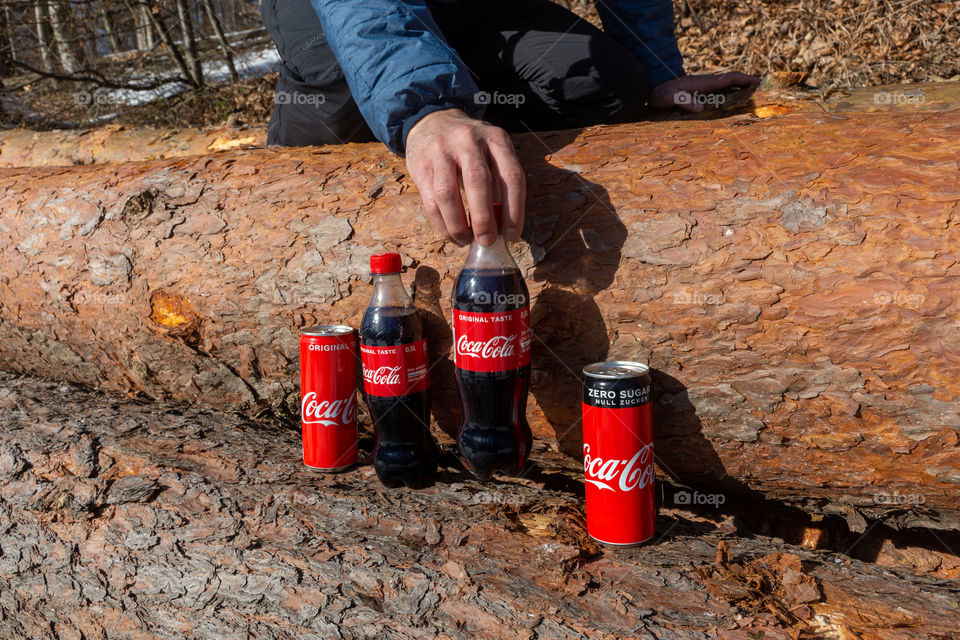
left=0, top=123, right=267, bottom=168
left=1, top=371, right=957, bottom=640
left=1, top=81, right=957, bottom=168
left=0, top=109, right=958, bottom=531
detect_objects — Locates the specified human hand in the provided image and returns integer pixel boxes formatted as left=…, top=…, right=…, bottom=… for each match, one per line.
left=649, top=72, right=761, bottom=113
left=405, top=108, right=525, bottom=246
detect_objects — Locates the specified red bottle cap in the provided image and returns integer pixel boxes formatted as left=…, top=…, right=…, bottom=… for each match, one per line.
left=370, top=252, right=402, bottom=274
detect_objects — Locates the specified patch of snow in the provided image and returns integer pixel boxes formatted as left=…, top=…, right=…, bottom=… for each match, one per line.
left=88, top=44, right=281, bottom=120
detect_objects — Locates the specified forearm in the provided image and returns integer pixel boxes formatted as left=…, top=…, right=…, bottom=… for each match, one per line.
left=310, top=0, right=485, bottom=154
left=594, top=0, right=685, bottom=87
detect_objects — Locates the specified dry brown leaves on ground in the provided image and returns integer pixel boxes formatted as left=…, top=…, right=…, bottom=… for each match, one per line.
left=671, top=0, right=959, bottom=88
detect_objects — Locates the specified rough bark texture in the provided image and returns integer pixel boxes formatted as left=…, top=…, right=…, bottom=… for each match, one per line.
left=1, top=82, right=957, bottom=168
left=0, top=371, right=957, bottom=640
left=1, top=109, right=959, bottom=533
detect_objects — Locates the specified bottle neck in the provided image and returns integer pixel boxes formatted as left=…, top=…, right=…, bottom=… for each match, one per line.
left=370, top=272, right=412, bottom=308
left=463, top=231, right=517, bottom=271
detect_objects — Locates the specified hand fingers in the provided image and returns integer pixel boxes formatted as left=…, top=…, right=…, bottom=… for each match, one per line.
left=422, top=193, right=453, bottom=244
left=413, top=161, right=450, bottom=241
left=486, top=131, right=525, bottom=241
left=724, top=71, right=762, bottom=86
left=672, top=71, right=760, bottom=111
left=687, top=71, right=761, bottom=92
left=433, top=156, right=471, bottom=245
left=457, top=147, right=496, bottom=246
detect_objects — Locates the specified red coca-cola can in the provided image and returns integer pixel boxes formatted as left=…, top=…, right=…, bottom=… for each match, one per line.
left=300, top=325, right=358, bottom=471
left=582, top=361, right=654, bottom=546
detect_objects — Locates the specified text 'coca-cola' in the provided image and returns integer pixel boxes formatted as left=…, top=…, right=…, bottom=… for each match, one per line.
left=301, top=391, right=357, bottom=428
left=453, top=308, right=531, bottom=372
left=360, top=340, right=429, bottom=396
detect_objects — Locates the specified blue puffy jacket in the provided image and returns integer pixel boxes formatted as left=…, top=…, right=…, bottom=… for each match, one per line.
left=309, top=0, right=685, bottom=155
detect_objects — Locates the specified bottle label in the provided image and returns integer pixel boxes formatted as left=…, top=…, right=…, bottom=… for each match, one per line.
left=453, top=307, right=532, bottom=372
left=360, top=339, right=430, bottom=396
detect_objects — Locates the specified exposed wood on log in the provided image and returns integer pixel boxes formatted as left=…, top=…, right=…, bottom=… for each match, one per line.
left=0, top=371, right=957, bottom=639
left=1, top=82, right=957, bottom=168
left=0, top=123, right=266, bottom=168
left=0, top=110, right=958, bottom=532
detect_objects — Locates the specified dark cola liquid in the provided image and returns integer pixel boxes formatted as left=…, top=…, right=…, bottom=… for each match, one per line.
left=360, top=307, right=437, bottom=488
left=453, top=268, right=532, bottom=480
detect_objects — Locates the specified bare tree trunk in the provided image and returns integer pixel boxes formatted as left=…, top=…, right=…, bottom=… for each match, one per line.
left=2, top=2, right=16, bottom=65
left=142, top=0, right=195, bottom=86
left=201, top=0, right=237, bottom=80
left=98, top=1, right=121, bottom=54
left=174, top=0, right=202, bottom=85
left=46, top=0, right=81, bottom=73
left=131, top=0, right=145, bottom=50
left=141, top=3, right=154, bottom=48
left=33, top=0, right=52, bottom=72
left=130, top=0, right=153, bottom=51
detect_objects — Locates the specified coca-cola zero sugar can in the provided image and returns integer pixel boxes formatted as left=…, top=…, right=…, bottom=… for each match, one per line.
left=300, top=325, right=358, bottom=471
left=582, top=361, right=654, bottom=546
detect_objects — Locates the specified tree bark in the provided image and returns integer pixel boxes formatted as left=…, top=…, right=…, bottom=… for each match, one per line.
left=0, top=370, right=957, bottom=640
left=0, top=110, right=958, bottom=532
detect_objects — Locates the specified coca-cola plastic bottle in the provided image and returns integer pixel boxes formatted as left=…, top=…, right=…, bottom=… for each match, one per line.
left=452, top=204, right=533, bottom=480
left=360, top=253, right=438, bottom=488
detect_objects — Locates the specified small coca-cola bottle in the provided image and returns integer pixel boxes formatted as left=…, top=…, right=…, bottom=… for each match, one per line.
left=452, top=204, right=533, bottom=480
left=360, top=253, right=438, bottom=488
